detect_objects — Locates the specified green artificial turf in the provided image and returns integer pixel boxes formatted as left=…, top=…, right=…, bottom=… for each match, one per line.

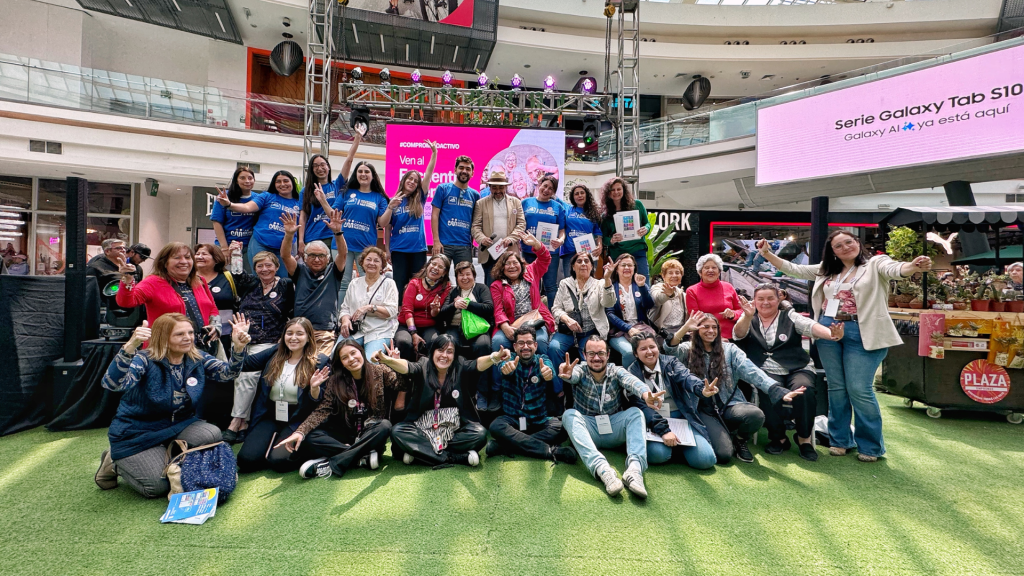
left=1, top=393, right=1022, bottom=576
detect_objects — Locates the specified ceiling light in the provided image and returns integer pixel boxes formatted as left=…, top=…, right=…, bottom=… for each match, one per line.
left=0, top=219, right=25, bottom=225
left=0, top=211, right=21, bottom=217
left=0, top=224, right=20, bottom=230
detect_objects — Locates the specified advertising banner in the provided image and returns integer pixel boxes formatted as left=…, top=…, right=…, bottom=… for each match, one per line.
left=385, top=124, right=566, bottom=245
left=345, top=0, right=475, bottom=26
left=756, top=43, right=1024, bottom=186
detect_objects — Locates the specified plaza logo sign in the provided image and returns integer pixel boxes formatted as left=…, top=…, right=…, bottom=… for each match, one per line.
left=959, top=359, right=1010, bottom=404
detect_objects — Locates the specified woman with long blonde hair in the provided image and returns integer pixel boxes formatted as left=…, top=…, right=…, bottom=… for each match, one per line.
left=236, top=317, right=332, bottom=473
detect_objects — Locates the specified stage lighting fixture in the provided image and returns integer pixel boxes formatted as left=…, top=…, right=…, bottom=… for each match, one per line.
left=379, top=68, right=391, bottom=86
left=442, top=70, right=453, bottom=86
left=411, top=69, right=422, bottom=86
left=582, top=116, right=600, bottom=144
left=543, top=75, right=556, bottom=92
left=576, top=76, right=597, bottom=94
left=477, top=72, right=488, bottom=88
left=269, top=40, right=303, bottom=77
left=510, top=74, right=523, bottom=91
left=682, top=75, right=711, bottom=111
left=351, top=67, right=364, bottom=84
left=350, top=106, right=370, bottom=136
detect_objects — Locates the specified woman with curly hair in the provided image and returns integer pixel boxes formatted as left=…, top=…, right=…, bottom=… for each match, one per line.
left=599, top=177, right=651, bottom=278
left=561, top=183, right=604, bottom=280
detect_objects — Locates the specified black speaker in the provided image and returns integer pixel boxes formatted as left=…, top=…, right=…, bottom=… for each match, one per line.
left=64, top=177, right=88, bottom=362
left=682, top=76, right=712, bottom=111
left=270, top=41, right=304, bottom=77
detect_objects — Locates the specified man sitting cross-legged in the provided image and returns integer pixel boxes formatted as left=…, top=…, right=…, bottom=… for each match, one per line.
left=559, top=335, right=665, bottom=499
left=487, top=326, right=577, bottom=464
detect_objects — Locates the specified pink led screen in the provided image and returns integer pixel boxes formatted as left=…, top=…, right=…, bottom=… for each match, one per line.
left=385, top=124, right=565, bottom=245
left=756, top=43, right=1024, bottom=186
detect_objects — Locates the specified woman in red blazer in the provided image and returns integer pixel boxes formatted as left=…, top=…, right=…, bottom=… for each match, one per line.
left=115, top=242, right=220, bottom=352
left=489, top=232, right=555, bottom=353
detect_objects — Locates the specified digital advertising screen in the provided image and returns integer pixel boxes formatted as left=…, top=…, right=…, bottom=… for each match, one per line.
left=344, top=0, right=475, bottom=26
left=385, top=124, right=566, bottom=245
left=755, top=42, right=1024, bottom=186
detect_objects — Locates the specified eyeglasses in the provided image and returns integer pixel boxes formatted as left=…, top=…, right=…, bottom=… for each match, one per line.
left=306, top=253, right=329, bottom=260
left=312, top=162, right=330, bottom=169
left=585, top=351, right=608, bottom=358
left=110, top=246, right=126, bottom=252
left=831, top=240, right=858, bottom=251
left=515, top=341, right=537, bottom=347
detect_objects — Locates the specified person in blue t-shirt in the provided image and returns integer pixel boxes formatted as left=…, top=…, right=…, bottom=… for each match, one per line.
left=299, top=132, right=361, bottom=258
left=380, top=140, right=437, bottom=299
left=216, top=170, right=302, bottom=278
left=430, top=155, right=479, bottom=267
left=521, top=175, right=567, bottom=306
left=560, top=183, right=604, bottom=281
left=326, top=161, right=389, bottom=303
left=211, top=166, right=258, bottom=271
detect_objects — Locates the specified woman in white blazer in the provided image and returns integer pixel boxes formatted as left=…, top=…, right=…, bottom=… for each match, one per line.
left=756, top=232, right=931, bottom=462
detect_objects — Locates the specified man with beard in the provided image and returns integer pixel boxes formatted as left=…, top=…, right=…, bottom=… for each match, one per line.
left=560, top=336, right=664, bottom=499
left=487, top=326, right=576, bottom=463
left=471, top=169, right=526, bottom=286
left=431, top=155, right=479, bottom=267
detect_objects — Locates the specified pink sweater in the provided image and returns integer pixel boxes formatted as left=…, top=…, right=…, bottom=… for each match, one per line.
left=685, top=280, right=743, bottom=339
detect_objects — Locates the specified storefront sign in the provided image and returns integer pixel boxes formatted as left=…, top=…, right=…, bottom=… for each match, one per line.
left=960, top=359, right=1011, bottom=404
left=648, top=209, right=692, bottom=232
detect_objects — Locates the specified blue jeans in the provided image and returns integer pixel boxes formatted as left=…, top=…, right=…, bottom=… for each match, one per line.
left=247, top=236, right=291, bottom=278
left=610, top=335, right=637, bottom=371
left=632, top=251, right=650, bottom=279
left=563, top=407, right=648, bottom=475
left=816, top=318, right=888, bottom=457
left=645, top=410, right=717, bottom=469
left=524, top=251, right=560, bottom=306
left=491, top=326, right=549, bottom=391
left=338, top=250, right=364, bottom=305
left=561, top=254, right=576, bottom=282
left=350, top=335, right=388, bottom=365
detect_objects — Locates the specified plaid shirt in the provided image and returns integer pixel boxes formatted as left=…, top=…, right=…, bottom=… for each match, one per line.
left=566, top=363, right=650, bottom=417
left=498, top=353, right=555, bottom=424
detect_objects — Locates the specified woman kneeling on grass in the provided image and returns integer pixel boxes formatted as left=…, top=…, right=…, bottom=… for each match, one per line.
left=377, top=336, right=510, bottom=468
left=275, top=339, right=410, bottom=479
left=95, top=313, right=250, bottom=498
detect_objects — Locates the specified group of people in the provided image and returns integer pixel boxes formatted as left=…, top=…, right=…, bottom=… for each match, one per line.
left=93, top=144, right=934, bottom=500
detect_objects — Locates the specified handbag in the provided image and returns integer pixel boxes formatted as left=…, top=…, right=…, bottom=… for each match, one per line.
left=512, top=309, right=546, bottom=332
left=164, top=440, right=238, bottom=504
left=414, top=407, right=461, bottom=453
left=461, top=309, right=490, bottom=340
left=557, top=287, right=586, bottom=336
left=350, top=279, right=386, bottom=335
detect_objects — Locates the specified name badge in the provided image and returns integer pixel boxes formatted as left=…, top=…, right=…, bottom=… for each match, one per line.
left=211, top=286, right=222, bottom=293
left=519, top=416, right=527, bottom=431
left=275, top=400, right=288, bottom=422
left=452, top=390, right=460, bottom=399
left=596, top=414, right=613, bottom=435
left=269, top=291, right=277, bottom=299
left=635, top=291, right=641, bottom=298
left=416, top=294, right=424, bottom=301
left=348, top=399, right=358, bottom=408
left=530, top=376, right=539, bottom=383
left=778, top=333, right=788, bottom=342
left=825, top=298, right=840, bottom=317
left=186, top=377, right=198, bottom=387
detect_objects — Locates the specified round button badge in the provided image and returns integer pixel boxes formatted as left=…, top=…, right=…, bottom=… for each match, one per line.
left=211, top=286, right=221, bottom=293
left=186, top=377, right=198, bottom=387
left=348, top=399, right=358, bottom=408
left=452, top=390, right=460, bottom=399
left=269, top=292, right=277, bottom=299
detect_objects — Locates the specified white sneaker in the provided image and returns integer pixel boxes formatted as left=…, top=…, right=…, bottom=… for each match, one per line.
left=621, top=464, right=648, bottom=499
left=358, top=450, right=380, bottom=470
left=402, top=452, right=415, bottom=465
left=596, top=464, right=623, bottom=496
left=467, top=450, right=480, bottom=467
left=299, top=458, right=332, bottom=479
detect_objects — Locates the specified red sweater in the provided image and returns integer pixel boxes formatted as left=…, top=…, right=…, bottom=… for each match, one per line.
left=399, top=278, right=452, bottom=328
left=489, top=247, right=556, bottom=335
left=685, top=279, right=743, bottom=339
left=116, top=275, right=219, bottom=335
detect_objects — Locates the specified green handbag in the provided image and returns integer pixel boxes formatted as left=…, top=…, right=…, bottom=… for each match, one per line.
left=461, top=308, right=490, bottom=340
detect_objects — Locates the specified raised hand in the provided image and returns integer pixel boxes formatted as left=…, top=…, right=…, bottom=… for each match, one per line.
left=558, top=353, right=579, bottom=380
left=782, top=386, right=807, bottom=403
left=635, top=274, right=646, bottom=287
left=501, top=355, right=520, bottom=375
left=326, top=208, right=344, bottom=234
left=681, top=309, right=704, bottom=333
left=228, top=240, right=244, bottom=256
left=126, top=320, right=151, bottom=352
left=386, top=339, right=401, bottom=359
left=273, top=431, right=304, bottom=453
left=521, top=231, right=542, bottom=249
left=115, top=253, right=137, bottom=275
left=701, top=377, right=720, bottom=398
left=644, top=390, right=666, bottom=410
left=313, top=183, right=327, bottom=204
left=540, top=362, right=554, bottom=381
left=756, top=238, right=771, bottom=257
left=429, top=296, right=442, bottom=317
left=910, top=255, right=932, bottom=272
left=230, top=313, right=251, bottom=348
left=426, top=139, right=437, bottom=153
left=280, top=212, right=299, bottom=235
left=309, top=366, right=331, bottom=389
left=738, top=295, right=756, bottom=317
left=663, top=284, right=677, bottom=298
left=603, top=258, right=617, bottom=279
left=495, top=346, right=512, bottom=363
left=829, top=321, right=845, bottom=341
left=216, top=188, right=231, bottom=207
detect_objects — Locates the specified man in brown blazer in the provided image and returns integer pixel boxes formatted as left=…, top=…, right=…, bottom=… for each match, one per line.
left=472, top=169, right=527, bottom=285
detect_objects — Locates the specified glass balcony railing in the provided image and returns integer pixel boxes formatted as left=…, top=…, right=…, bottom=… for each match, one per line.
left=587, top=31, right=1024, bottom=162
left=0, top=53, right=377, bottom=143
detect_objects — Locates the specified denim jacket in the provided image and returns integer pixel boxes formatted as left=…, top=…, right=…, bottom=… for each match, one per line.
left=669, top=341, right=780, bottom=408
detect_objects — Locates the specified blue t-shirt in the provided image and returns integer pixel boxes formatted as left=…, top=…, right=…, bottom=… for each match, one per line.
left=210, top=193, right=256, bottom=247
left=301, top=173, right=347, bottom=243
left=521, top=197, right=567, bottom=253
left=430, top=183, right=479, bottom=247
left=251, top=192, right=302, bottom=249
left=388, top=197, right=427, bottom=253
left=562, top=206, right=603, bottom=256
left=333, top=189, right=388, bottom=252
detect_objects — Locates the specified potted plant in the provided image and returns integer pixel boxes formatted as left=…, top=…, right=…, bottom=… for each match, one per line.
left=991, top=286, right=1006, bottom=312
left=929, top=331, right=945, bottom=359
left=895, top=279, right=917, bottom=308
left=951, top=285, right=970, bottom=310
left=991, top=273, right=1011, bottom=292
left=1006, top=290, right=1024, bottom=313
left=964, top=321, right=982, bottom=338
left=947, top=322, right=965, bottom=337
left=971, top=284, right=992, bottom=312
left=909, top=294, right=925, bottom=309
